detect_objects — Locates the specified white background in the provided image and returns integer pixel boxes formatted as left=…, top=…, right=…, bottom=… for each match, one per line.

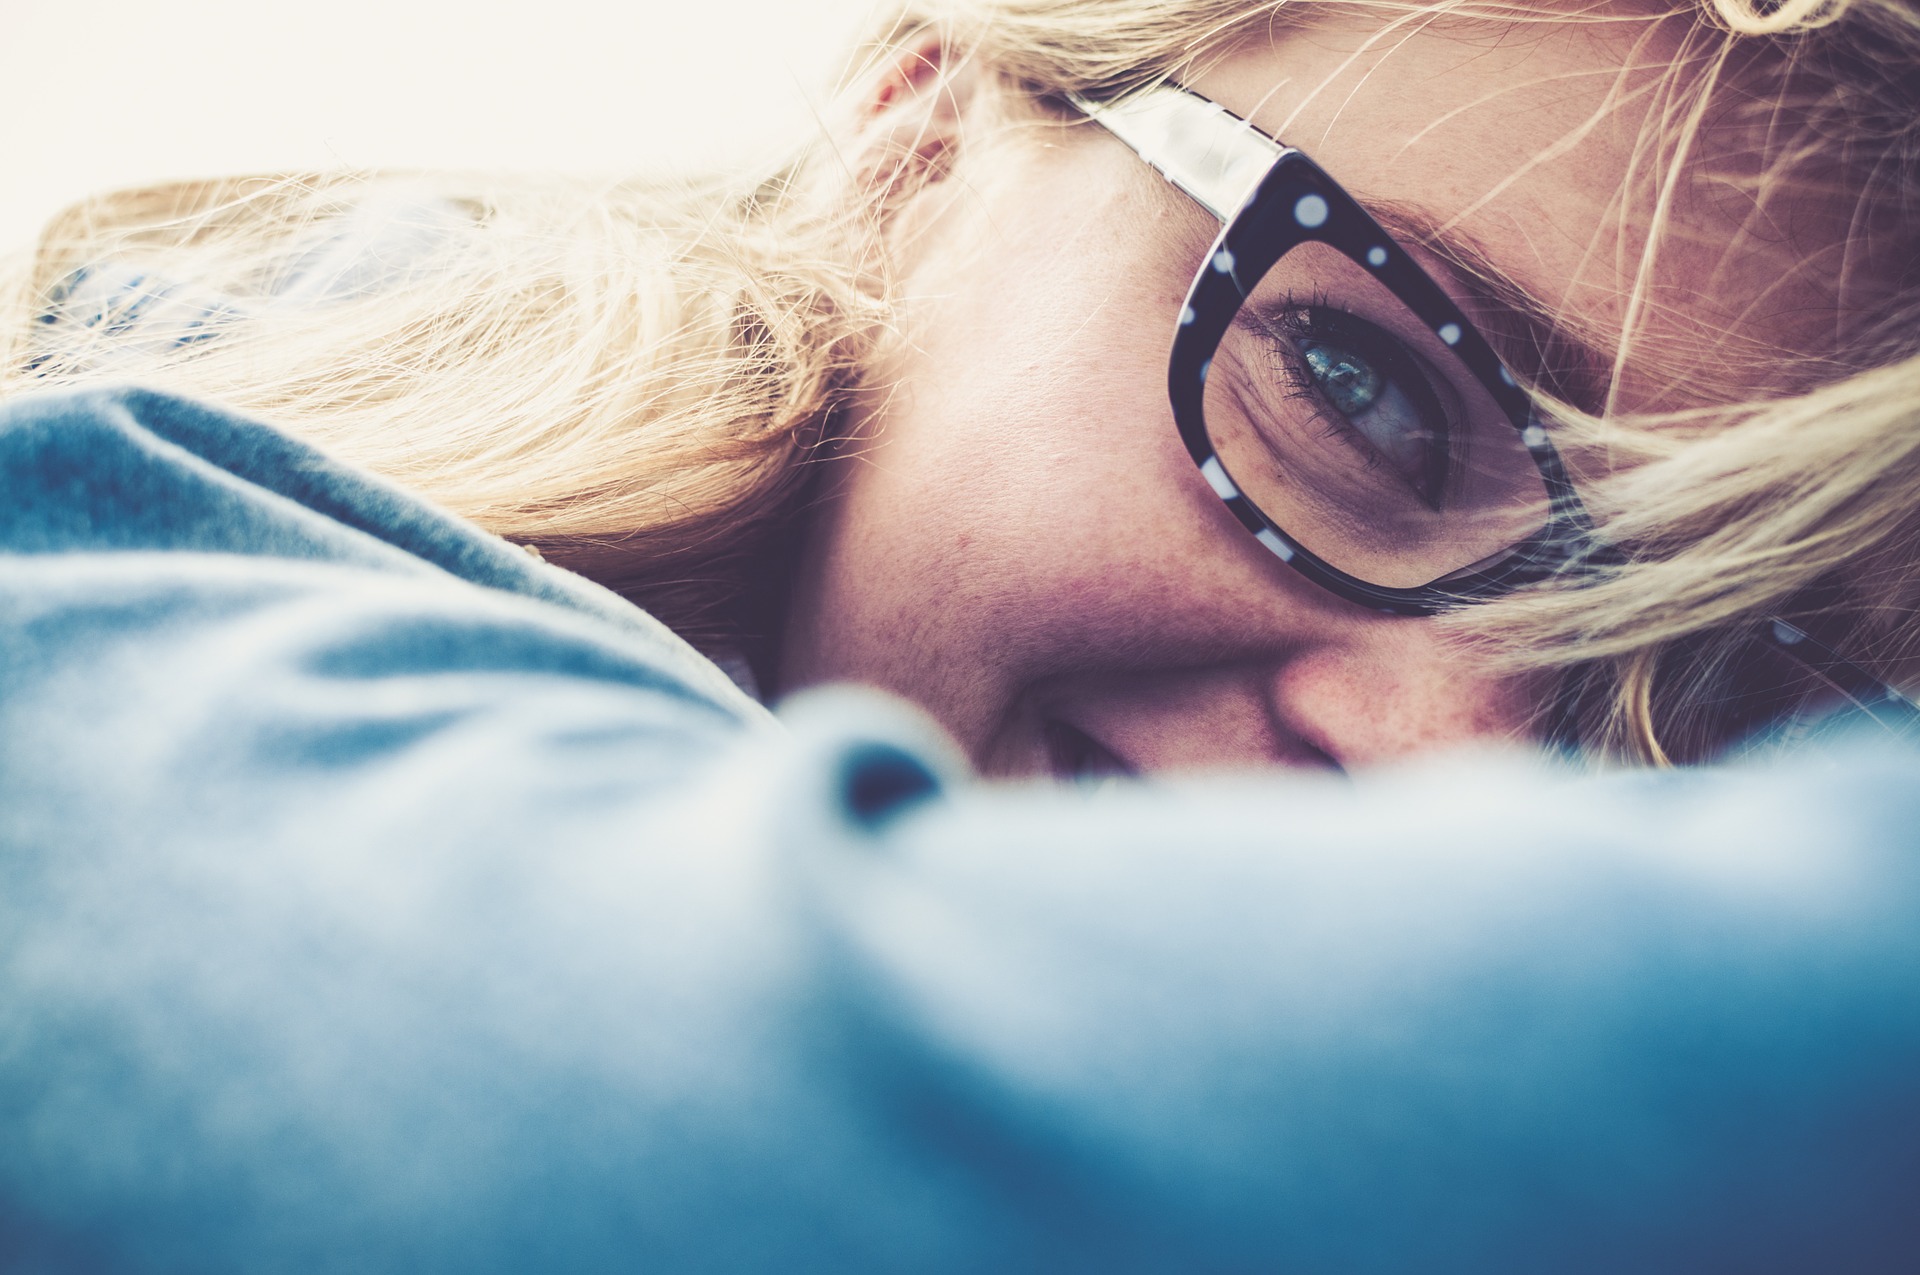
left=0, top=0, right=884, bottom=250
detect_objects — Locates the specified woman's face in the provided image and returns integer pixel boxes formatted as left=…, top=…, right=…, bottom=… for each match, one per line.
left=778, top=12, right=1832, bottom=779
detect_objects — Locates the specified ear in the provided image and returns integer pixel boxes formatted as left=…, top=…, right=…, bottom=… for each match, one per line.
left=837, top=36, right=978, bottom=197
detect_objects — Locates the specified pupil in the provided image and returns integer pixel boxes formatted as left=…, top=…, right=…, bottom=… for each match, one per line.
left=1303, top=342, right=1380, bottom=416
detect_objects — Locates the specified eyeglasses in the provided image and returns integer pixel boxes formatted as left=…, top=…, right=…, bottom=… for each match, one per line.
left=1070, top=82, right=1919, bottom=741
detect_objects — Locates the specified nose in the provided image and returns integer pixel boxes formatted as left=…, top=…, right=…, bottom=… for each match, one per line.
left=1047, top=620, right=1535, bottom=775
left=1264, top=619, right=1539, bottom=768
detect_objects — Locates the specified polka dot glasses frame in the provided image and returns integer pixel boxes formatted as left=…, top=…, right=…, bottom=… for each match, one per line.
left=1072, top=82, right=1919, bottom=737
left=1072, top=83, right=1588, bottom=616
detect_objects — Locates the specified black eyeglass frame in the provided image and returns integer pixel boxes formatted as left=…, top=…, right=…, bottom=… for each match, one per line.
left=1071, top=82, right=1920, bottom=737
left=1169, top=144, right=1592, bottom=616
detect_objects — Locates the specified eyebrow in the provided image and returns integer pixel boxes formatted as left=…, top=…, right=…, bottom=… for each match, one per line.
left=1358, top=198, right=1618, bottom=415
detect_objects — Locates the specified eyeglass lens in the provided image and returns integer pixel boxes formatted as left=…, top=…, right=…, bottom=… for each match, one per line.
left=1200, top=240, right=1551, bottom=589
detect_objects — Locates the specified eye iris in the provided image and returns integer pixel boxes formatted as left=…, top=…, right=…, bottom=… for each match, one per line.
left=1303, top=341, right=1381, bottom=416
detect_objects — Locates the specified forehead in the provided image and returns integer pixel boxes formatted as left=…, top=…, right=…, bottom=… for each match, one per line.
left=1182, top=12, right=1844, bottom=403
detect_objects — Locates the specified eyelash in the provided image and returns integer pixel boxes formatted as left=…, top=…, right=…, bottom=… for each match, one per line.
left=1246, top=291, right=1455, bottom=491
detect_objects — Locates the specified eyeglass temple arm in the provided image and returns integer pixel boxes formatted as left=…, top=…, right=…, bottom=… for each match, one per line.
left=1067, top=87, right=1284, bottom=223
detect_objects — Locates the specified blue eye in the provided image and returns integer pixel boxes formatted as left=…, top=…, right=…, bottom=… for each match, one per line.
left=1287, top=310, right=1453, bottom=510
left=1301, top=340, right=1384, bottom=416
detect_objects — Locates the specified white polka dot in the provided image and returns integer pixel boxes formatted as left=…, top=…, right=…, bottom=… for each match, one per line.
left=1438, top=322, right=1462, bottom=346
left=1255, top=527, right=1294, bottom=562
left=1211, top=249, right=1236, bottom=274
left=1366, top=246, right=1388, bottom=267
left=1521, top=424, right=1547, bottom=449
left=1499, top=366, right=1518, bottom=387
left=1198, top=358, right=1212, bottom=384
left=1293, top=193, right=1330, bottom=228
left=1179, top=304, right=1196, bottom=327
left=1771, top=619, right=1807, bottom=646
left=1199, top=454, right=1239, bottom=499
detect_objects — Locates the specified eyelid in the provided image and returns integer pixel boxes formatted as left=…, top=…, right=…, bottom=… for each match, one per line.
left=1238, top=291, right=1467, bottom=419
left=1243, top=299, right=1464, bottom=506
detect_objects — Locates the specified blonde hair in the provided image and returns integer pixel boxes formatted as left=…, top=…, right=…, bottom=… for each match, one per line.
left=4, top=0, right=1916, bottom=761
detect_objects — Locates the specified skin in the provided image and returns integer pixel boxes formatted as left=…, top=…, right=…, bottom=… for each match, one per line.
left=777, top=12, right=1837, bottom=780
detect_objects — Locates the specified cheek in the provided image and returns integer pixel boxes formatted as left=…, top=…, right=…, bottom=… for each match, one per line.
left=824, top=356, right=1192, bottom=675
left=784, top=223, right=1231, bottom=736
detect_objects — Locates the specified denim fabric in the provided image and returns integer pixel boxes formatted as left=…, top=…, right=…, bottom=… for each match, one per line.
left=1, top=385, right=1915, bottom=1272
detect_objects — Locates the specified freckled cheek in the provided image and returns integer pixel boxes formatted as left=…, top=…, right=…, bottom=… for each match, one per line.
left=899, top=496, right=1243, bottom=692
left=934, top=447, right=1205, bottom=649
left=827, top=226, right=1223, bottom=716
left=829, top=467, right=1186, bottom=728
left=855, top=367, right=1181, bottom=601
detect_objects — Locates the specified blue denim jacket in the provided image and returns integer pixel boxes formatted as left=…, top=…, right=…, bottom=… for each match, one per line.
left=1, top=385, right=1915, bottom=1272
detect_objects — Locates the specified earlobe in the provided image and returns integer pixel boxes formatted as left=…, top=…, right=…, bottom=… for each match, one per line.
left=870, top=40, right=944, bottom=114
left=840, top=36, right=976, bottom=196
